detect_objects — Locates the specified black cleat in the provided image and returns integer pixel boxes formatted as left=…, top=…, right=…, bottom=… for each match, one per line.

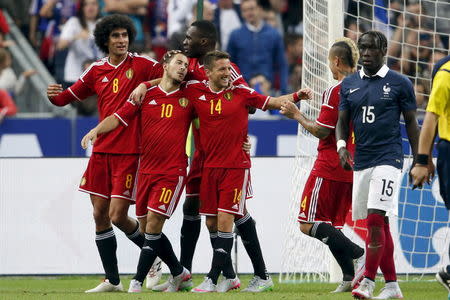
left=436, top=267, right=450, bottom=293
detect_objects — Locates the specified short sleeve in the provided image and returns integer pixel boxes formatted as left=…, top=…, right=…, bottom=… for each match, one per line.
left=399, top=76, right=417, bottom=112
left=339, top=80, right=350, bottom=111
left=239, top=86, right=269, bottom=110
left=114, top=100, right=139, bottom=126
left=426, top=70, right=450, bottom=117
left=230, top=63, right=247, bottom=86
left=316, top=87, right=339, bottom=129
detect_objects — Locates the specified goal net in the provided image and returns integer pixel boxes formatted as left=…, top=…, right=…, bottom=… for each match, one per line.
left=280, top=0, right=450, bottom=283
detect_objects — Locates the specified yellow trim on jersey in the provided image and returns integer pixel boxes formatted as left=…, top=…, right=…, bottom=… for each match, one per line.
left=426, top=61, right=450, bottom=141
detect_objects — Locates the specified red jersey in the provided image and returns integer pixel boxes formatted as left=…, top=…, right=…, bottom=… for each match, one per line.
left=184, top=58, right=247, bottom=156
left=114, top=85, right=195, bottom=175
left=312, top=82, right=354, bottom=183
left=69, top=53, right=163, bottom=154
left=186, top=81, right=269, bottom=168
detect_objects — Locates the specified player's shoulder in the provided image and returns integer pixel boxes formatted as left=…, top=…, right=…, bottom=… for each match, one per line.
left=185, top=79, right=204, bottom=88
left=80, top=57, right=108, bottom=80
left=322, top=82, right=341, bottom=107
left=340, top=72, right=360, bottom=91
left=387, top=69, right=413, bottom=88
left=129, top=52, right=160, bottom=66
left=231, top=84, right=255, bottom=93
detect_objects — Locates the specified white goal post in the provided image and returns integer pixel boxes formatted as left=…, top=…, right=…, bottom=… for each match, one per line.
left=280, top=0, right=450, bottom=283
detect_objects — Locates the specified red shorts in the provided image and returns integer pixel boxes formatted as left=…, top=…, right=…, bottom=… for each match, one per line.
left=135, top=173, right=186, bottom=218
left=199, top=168, right=252, bottom=216
left=298, top=174, right=352, bottom=228
left=79, top=153, right=139, bottom=201
left=185, top=152, right=203, bottom=198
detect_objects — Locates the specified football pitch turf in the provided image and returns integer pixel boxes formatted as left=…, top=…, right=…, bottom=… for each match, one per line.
left=0, top=274, right=446, bottom=299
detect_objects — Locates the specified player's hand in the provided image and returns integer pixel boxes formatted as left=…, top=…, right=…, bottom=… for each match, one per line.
left=243, top=136, right=252, bottom=153
left=297, top=88, right=313, bottom=100
left=81, top=129, right=98, bottom=149
left=129, top=83, right=147, bottom=105
left=338, top=148, right=353, bottom=171
left=410, top=164, right=429, bottom=189
left=280, top=100, right=300, bottom=120
left=47, top=84, right=63, bottom=100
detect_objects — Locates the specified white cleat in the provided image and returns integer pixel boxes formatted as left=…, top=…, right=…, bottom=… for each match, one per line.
left=128, top=279, right=143, bottom=293
left=352, top=278, right=375, bottom=299
left=242, top=275, right=274, bottom=292
left=191, top=277, right=217, bottom=293
left=330, top=280, right=352, bottom=293
left=164, top=267, right=192, bottom=292
left=146, top=257, right=163, bottom=289
left=352, top=253, right=366, bottom=288
left=217, top=276, right=240, bottom=292
left=372, top=282, right=403, bottom=299
left=85, top=279, right=123, bottom=293
left=152, top=278, right=193, bottom=292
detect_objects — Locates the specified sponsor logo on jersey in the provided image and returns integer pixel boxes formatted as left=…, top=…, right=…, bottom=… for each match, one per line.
left=349, top=88, right=360, bottom=94
left=102, top=76, right=109, bottom=83
left=80, top=177, right=86, bottom=186
left=299, top=212, right=306, bottom=218
left=158, top=204, right=166, bottom=211
left=179, top=97, right=189, bottom=108
left=126, top=68, right=134, bottom=79
left=149, top=100, right=157, bottom=105
left=224, top=92, right=233, bottom=101
left=198, top=95, right=206, bottom=101
left=123, top=190, right=130, bottom=196
left=232, top=204, right=239, bottom=210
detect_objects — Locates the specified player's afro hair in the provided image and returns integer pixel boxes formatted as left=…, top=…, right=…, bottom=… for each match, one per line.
left=190, top=20, right=217, bottom=46
left=358, top=30, right=388, bottom=53
left=94, top=14, right=136, bottom=54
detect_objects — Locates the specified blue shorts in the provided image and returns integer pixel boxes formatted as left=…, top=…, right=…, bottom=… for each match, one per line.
left=437, top=139, right=450, bottom=209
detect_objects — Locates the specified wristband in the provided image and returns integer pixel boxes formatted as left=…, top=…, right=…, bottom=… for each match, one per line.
left=416, top=154, right=429, bottom=165
left=143, top=81, right=152, bottom=89
left=292, top=92, right=300, bottom=103
left=336, top=140, right=346, bottom=152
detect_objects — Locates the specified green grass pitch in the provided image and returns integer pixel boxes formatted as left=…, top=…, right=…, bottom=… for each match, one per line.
left=0, top=274, right=446, bottom=300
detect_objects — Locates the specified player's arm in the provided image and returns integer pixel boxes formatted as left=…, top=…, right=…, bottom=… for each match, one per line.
left=264, top=88, right=313, bottom=110
left=81, top=115, right=120, bottom=149
left=129, top=78, right=162, bottom=104
left=280, top=101, right=330, bottom=139
left=47, top=80, right=94, bottom=106
left=336, top=109, right=353, bottom=170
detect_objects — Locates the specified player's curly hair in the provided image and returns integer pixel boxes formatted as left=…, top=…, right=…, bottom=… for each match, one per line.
left=190, top=20, right=217, bottom=46
left=358, top=30, right=388, bottom=52
left=94, top=14, right=136, bottom=54
left=162, top=50, right=186, bottom=64
left=332, top=37, right=360, bottom=71
left=204, top=50, right=230, bottom=70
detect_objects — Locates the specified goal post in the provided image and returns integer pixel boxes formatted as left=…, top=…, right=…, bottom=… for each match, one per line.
left=280, top=0, right=450, bottom=283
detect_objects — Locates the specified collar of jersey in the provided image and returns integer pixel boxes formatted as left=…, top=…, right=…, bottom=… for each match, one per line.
left=359, top=64, right=389, bottom=79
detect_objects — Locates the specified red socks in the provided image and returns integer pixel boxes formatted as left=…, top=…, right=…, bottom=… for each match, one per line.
left=379, top=221, right=397, bottom=281
left=364, top=213, right=385, bottom=280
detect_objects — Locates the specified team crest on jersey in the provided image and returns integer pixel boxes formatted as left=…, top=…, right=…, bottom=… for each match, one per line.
left=381, top=83, right=392, bottom=100
left=125, top=68, right=134, bottom=79
left=80, top=177, right=86, bottom=186
left=178, top=97, right=189, bottom=108
left=224, top=92, right=233, bottom=101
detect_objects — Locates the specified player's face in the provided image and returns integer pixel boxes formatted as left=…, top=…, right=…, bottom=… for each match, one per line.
left=328, top=53, right=339, bottom=80
left=107, top=28, right=129, bottom=57
left=165, top=54, right=189, bottom=84
left=183, top=26, right=203, bottom=58
left=358, top=34, right=385, bottom=75
left=207, top=58, right=231, bottom=89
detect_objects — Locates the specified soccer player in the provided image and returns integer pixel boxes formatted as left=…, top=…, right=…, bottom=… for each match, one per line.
left=81, top=50, right=194, bottom=293
left=336, top=31, right=420, bottom=299
left=185, top=50, right=312, bottom=293
left=134, top=20, right=273, bottom=292
left=280, top=37, right=365, bottom=293
left=411, top=54, right=450, bottom=293
left=46, top=14, right=163, bottom=292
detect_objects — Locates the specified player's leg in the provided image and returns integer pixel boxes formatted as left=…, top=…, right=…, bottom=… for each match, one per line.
left=80, top=154, right=123, bottom=293
left=179, top=193, right=201, bottom=272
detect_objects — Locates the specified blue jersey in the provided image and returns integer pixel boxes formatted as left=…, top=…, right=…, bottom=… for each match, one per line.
left=339, top=65, right=416, bottom=170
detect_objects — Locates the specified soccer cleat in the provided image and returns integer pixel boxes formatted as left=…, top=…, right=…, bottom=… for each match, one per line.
left=436, top=267, right=450, bottom=293
left=352, top=278, right=375, bottom=299
left=242, top=275, right=274, bottom=292
left=217, top=276, right=241, bottom=292
left=128, top=279, right=143, bottom=293
left=191, top=277, right=217, bottom=293
left=352, top=253, right=366, bottom=288
left=146, top=257, right=163, bottom=289
left=372, top=282, right=403, bottom=299
left=164, top=267, right=192, bottom=292
left=330, top=280, right=352, bottom=293
left=85, top=279, right=123, bottom=293
left=152, top=278, right=193, bottom=292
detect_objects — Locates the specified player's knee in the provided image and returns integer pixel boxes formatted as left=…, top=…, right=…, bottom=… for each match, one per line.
left=205, top=216, right=217, bottom=232
left=183, top=196, right=200, bottom=215
left=92, top=208, right=109, bottom=226
left=299, top=222, right=313, bottom=236
left=109, top=211, right=128, bottom=227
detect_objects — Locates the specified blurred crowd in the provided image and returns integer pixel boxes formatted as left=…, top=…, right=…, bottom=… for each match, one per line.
left=0, top=0, right=448, bottom=119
